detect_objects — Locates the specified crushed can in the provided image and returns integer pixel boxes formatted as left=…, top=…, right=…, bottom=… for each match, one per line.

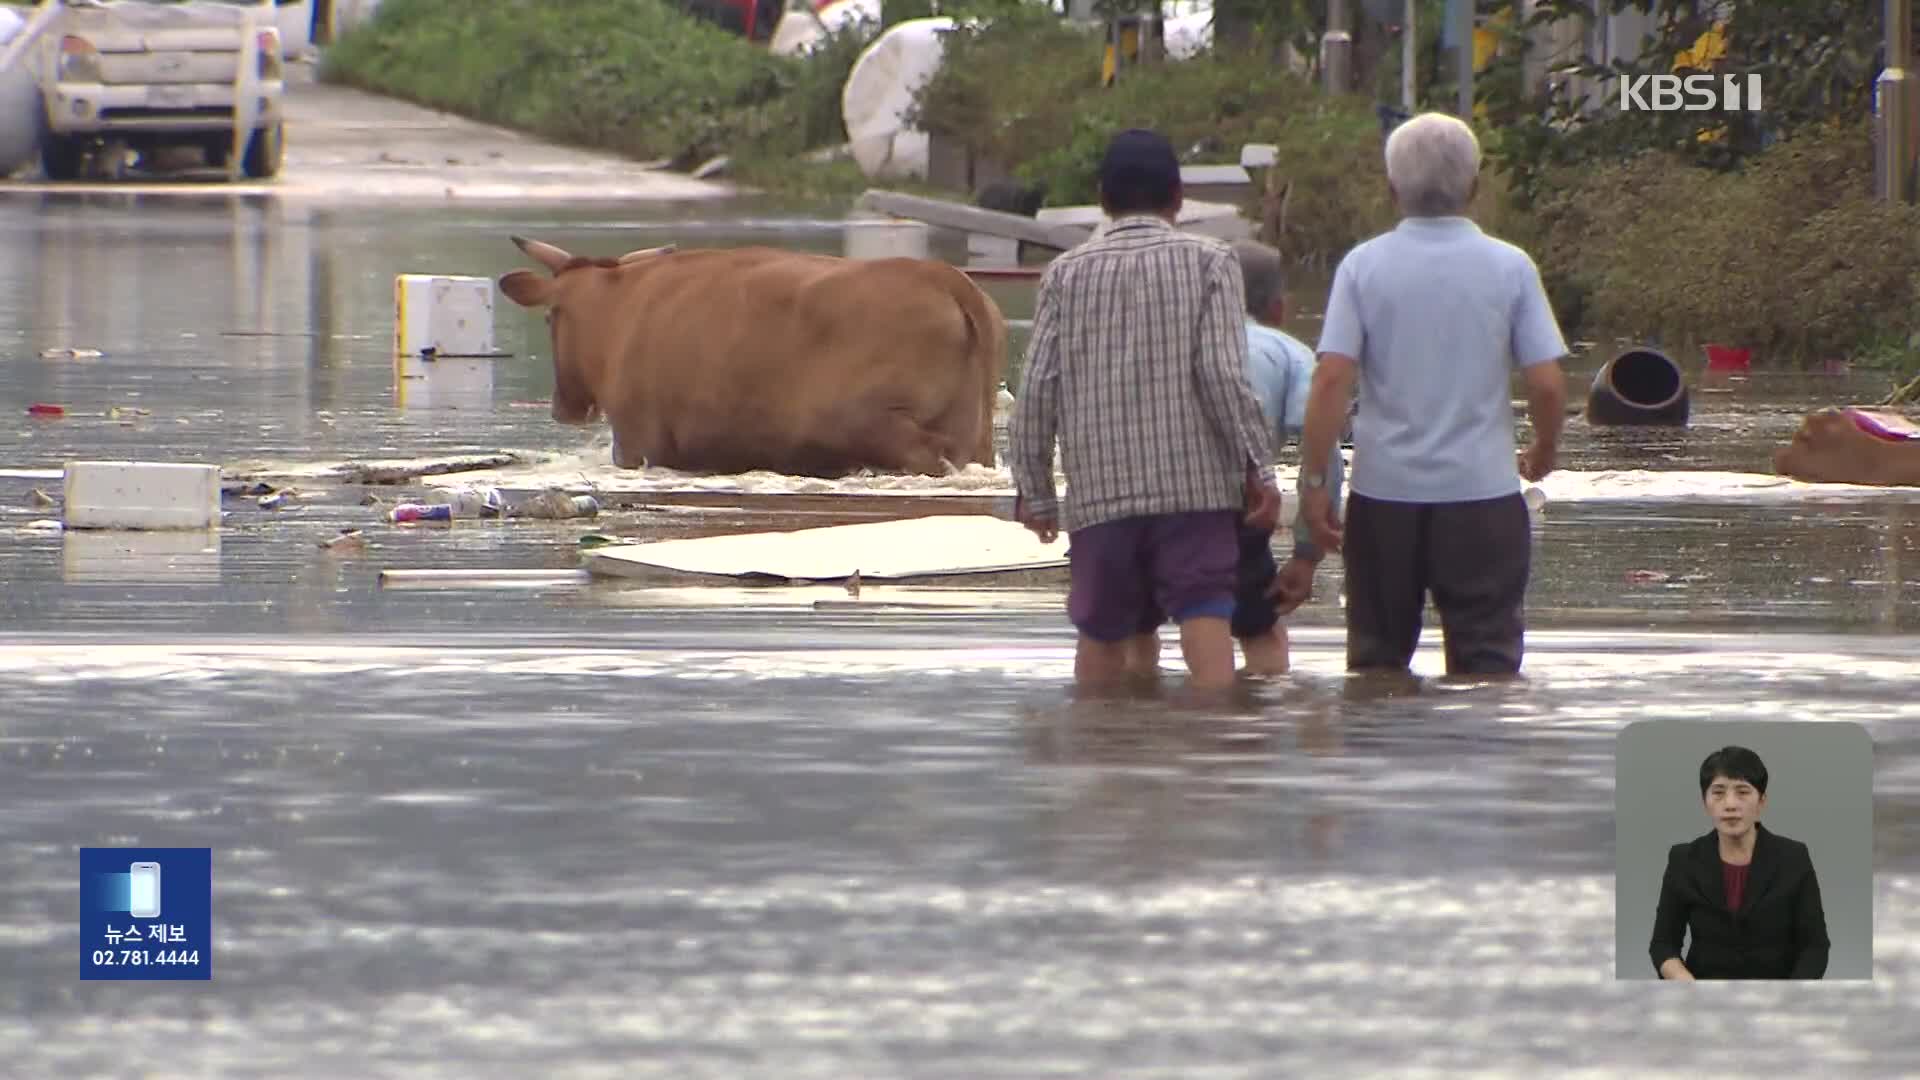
left=389, top=503, right=453, bottom=523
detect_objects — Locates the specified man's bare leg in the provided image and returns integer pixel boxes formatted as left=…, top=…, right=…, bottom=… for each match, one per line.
left=1123, top=631, right=1162, bottom=679
left=1176, top=615, right=1238, bottom=691
left=1074, top=635, right=1133, bottom=691
left=1238, top=626, right=1290, bottom=676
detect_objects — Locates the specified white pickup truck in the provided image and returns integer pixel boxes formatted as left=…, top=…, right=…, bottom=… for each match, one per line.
left=11, top=0, right=315, bottom=180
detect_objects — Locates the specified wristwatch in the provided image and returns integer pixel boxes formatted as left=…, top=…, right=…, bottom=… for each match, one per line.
left=1301, top=469, right=1327, bottom=489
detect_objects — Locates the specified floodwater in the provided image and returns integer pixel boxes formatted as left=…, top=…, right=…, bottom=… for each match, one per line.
left=1, top=191, right=1918, bottom=1078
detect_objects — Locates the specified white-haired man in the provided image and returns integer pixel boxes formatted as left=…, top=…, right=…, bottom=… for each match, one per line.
left=1287, top=112, right=1568, bottom=675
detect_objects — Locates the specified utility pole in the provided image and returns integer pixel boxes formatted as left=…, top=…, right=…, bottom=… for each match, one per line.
left=1452, top=0, right=1475, bottom=119
left=1402, top=0, right=1417, bottom=111
left=1324, top=0, right=1352, bottom=95
left=1877, top=0, right=1919, bottom=202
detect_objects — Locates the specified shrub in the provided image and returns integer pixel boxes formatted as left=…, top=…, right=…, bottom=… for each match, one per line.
left=322, top=0, right=876, bottom=170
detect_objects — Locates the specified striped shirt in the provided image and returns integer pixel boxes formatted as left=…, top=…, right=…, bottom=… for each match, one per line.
left=1009, top=216, right=1275, bottom=533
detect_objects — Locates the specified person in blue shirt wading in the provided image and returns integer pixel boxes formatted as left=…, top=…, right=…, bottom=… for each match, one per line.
left=1223, top=239, right=1346, bottom=674
left=1292, top=112, right=1569, bottom=675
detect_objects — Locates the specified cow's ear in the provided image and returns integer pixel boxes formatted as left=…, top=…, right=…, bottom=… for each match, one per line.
left=499, top=270, right=554, bottom=309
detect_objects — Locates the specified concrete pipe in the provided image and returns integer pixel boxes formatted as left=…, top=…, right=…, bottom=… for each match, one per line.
left=1586, top=347, right=1690, bottom=426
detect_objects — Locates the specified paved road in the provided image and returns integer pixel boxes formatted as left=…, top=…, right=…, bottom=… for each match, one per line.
left=2, top=59, right=736, bottom=204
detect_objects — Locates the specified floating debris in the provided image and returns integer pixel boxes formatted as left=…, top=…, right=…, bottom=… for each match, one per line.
left=40, top=347, right=103, bottom=360
left=318, top=529, right=365, bottom=552
left=27, top=488, right=55, bottom=508
left=388, top=503, right=453, bottom=524
left=27, top=403, right=65, bottom=417
left=510, top=492, right=599, bottom=520
left=333, top=453, right=526, bottom=486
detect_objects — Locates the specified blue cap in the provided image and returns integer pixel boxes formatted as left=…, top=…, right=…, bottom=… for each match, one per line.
left=1098, top=128, right=1180, bottom=197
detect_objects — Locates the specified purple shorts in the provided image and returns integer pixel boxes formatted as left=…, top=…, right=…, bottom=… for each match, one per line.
left=1066, top=510, right=1239, bottom=642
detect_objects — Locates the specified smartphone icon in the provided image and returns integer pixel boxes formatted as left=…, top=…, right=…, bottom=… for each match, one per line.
left=128, top=862, right=161, bottom=919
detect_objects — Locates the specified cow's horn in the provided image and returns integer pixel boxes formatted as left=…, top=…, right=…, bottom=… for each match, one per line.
left=617, top=243, right=678, bottom=264
left=512, top=235, right=574, bottom=273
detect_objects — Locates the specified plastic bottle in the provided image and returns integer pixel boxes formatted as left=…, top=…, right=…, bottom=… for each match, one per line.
left=442, top=486, right=505, bottom=519
left=514, top=492, right=599, bottom=520
left=1523, top=485, right=1547, bottom=526
left=388, top=503, right=453, bottom=523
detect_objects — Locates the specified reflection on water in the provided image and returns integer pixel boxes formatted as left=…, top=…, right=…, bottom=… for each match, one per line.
left=0, top=191, right=1915, bottom=1077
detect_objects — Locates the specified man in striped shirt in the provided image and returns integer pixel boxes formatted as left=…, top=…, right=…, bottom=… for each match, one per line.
left=1009, top=128, right=1281, bottom=692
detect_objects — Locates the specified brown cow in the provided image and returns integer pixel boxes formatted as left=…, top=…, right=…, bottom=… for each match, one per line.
left=1773, top=407, right=1920, bottom=486
left=497, top=236, right=1006, bottom=477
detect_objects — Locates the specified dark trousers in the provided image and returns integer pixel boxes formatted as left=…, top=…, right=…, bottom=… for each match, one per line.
left=1342, top=491, right=1532, bottom=675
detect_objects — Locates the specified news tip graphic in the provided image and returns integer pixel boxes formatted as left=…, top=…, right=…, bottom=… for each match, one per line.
left=80, top=847, right=212, bottom=981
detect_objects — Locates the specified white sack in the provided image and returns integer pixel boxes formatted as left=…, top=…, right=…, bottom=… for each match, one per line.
left=841, top=16, right=954, bottom=182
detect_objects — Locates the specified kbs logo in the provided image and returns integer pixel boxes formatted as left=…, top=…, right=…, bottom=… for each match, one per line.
left=1619, top=73, right=1763, bottom=112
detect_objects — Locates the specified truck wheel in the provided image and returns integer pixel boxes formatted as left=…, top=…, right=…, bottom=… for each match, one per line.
left=241, top=122, right=283, bottom=179
left=40, top=134, right=84, bottom=182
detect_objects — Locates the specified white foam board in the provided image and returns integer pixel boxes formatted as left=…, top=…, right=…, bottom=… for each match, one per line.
left=584, top=515, right=1069, bottom=581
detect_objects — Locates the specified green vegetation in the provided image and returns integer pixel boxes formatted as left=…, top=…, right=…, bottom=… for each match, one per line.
left=318, top=0, right=880, bottom=195
left=1498, top=118, right=1920, bottom=370
left=320, top=0, right=1919, bottom=371
left=908, top=6, right=1401, bottom=263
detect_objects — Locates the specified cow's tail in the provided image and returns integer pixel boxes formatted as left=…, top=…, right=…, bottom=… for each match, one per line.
left=950, top=273, right=1006, bottom=469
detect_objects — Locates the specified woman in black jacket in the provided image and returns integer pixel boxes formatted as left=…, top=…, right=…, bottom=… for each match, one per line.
left=1649, top=746, right=1831, bottom=980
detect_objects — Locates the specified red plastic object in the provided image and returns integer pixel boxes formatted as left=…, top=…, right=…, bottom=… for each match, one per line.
left=27, top=403, right=65, bottom=417
left=1703, top=343, right=1752, bottom=372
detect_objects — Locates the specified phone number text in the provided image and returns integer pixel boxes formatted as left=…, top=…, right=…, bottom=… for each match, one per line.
left=89, top=949, right=201, bottom=966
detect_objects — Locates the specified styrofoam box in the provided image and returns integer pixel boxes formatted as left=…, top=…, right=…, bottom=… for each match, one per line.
left=967, top=233, right=1020, bottom=267
left=64, top=461, right=221, bottom=530
left=844, top=218, right=930, bottom=261
left=395, top=274, right=495, bottom=358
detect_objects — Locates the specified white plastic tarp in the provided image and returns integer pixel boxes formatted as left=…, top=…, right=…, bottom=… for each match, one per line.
left=842, top=16, right=955, bottom=182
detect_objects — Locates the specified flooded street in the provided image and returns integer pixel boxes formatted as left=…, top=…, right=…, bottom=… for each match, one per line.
left=2, top=190, right=1919, bottom=1078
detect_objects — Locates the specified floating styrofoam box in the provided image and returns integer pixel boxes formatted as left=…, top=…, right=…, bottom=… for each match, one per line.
left=394, top=355, right=494, bottom=411
left=394, top=274, right=495, bottom=358
left=967, top=233, right=1021, bottom=267
left=63, top=530, right=221, bottom=584
left=844, top=218, right=931, bottom=260
left=63, top=461, right=221, bottom=530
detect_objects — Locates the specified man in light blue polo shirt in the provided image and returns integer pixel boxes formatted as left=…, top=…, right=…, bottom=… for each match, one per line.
left=1291, top=111, right=1568, bottom=675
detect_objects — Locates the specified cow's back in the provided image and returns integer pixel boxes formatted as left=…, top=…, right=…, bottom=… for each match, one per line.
left=604, top=248, right=1000, bottom=470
